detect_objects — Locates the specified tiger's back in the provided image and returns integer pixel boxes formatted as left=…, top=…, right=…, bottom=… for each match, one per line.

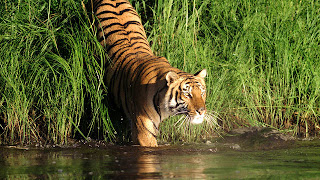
left=94, top=0, right=152, bottom=56
left=92, top=0, right=207, bottom=147
left=93, top=0, right=171, bottom=103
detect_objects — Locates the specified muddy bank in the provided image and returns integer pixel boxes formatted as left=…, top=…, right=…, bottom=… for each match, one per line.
left=3, top=127, right=315, bottom=153
left=215, top=127, right=296, bottom=151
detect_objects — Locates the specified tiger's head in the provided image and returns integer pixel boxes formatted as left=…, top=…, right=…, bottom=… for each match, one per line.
left=164, top=69, right=207, bottom=124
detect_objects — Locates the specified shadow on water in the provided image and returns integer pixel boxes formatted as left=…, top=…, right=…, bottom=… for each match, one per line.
left=1, top=128, right=320, bottom=179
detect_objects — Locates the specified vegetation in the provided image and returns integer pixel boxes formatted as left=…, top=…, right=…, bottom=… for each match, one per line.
left=1, top=0, right=320, bottom=145
left=0, top=0, right=113, bottom=145
left=145, top=0, right=320, bottom=142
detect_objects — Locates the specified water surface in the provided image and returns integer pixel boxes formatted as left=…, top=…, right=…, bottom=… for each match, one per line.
left=1, top=141, right=320, bottom=179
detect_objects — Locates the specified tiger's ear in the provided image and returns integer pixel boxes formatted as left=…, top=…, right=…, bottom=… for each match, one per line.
left=166, top=71, right=179, bottom=86
left=194, top=69, right=207, bottom=78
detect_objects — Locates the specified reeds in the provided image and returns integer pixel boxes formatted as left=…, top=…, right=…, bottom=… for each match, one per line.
left=0, top=0, right=113, bottom=145
left=141, top=0, right=320, bottom=141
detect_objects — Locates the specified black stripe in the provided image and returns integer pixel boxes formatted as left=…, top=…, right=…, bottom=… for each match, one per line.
left=126, top=41, right=149, bottom=49
left=117, top=53, right=147, bottom=117
left=153, top=94, right=160, bottom=118
left=118, top=54, right=151, bottom=95
left=129, top=36, right=149, bottom=45
left=130, top=58, right=163, bottom=80
left=132, top=43, right=150, bottom=50
left=100, top=30, right=147, bottom=44
left=118, top=52, right=149, bottom=79
left=118, top=39, right=149, bottom=50
left=106, top=38, right=127, bottom=52
left=109, top=40, right=149, bottom=61
left=122, top=80, right=132, bottom=119
left=142, top=108, right=159, bottom=131
left=120, top=31, right=147, bottom=39
left=184, top=77, right=194, bottom=81
left=144, top=64, right=171, bottom=78
left=134, top=61, right=170, bottom=83
left=132, top=56, right=168, bottom=75
left=98, top=1, right=128, bottom=9
left=153, top=85, right=167, bottom=120
left=94, top=2, right=128, bottom=14
left=121, top=52, right=148, bottom=70
left=106, top=37, right=149, bottom=53
left=109, top=49, right=132, bottom=90
left=147, top=70, right=175, bottom=85
left=115, top=57, right=137, bottom=118
left=177, top=71, right=189, bottom=76
left=98, top=21, right=143, bottom=33
left=98, top=29, right=122, bottom=42
left=93, top=0, right=104, bottom=12
left=110, top=45, right=131, bottom=60
left=174, top=92, right=183, bottom=109
left=134, top=46, right=150, bottom=51
left=96, top=8, right=138, bottom=17
left=168, top=87, right=175, bottom=107
left=112, top=52, right=147, bottom=93
left=96, top=16, right=118, bottom=26
left=130, top=36, right=146, bottom=41
left=136, top=117, right=157, bottom=138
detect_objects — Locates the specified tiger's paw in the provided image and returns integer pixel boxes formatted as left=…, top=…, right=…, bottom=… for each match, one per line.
left=137, top=134, right=158, bottom=147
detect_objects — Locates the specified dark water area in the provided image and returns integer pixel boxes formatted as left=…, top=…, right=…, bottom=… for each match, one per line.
left=1, top=128, right=320, bottom=179
left=1, top=142, right=320, bottom=179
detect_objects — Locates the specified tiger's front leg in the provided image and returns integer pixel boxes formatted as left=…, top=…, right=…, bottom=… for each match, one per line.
left=131, top=115, right=159, bottom=147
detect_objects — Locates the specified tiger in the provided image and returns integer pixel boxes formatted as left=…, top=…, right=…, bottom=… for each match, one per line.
left=91, top=0, right=207, bottom=147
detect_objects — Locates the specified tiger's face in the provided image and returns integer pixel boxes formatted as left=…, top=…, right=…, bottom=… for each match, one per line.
left=165, top=69, right=207, bottom=124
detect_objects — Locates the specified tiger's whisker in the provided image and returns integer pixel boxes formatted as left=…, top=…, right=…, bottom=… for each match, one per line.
left=203, top=111, right=221, bottom=129
left=174, top=115, right=185, bottom=126
left=177, top=116, right=188, bottom=130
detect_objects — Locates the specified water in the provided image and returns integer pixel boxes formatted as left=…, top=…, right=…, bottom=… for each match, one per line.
left=1, top=141, right=320, bottom=179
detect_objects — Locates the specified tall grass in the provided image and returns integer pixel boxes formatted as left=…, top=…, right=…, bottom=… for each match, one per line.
left=0, top=0, right=113, bottom=145
left=140, top=0, right=320, bottom=141
left=1, top=0, right=320, bottom=145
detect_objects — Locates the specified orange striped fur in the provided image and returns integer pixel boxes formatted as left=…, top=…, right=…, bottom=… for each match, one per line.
left=92, top=0, right=207, bottom=147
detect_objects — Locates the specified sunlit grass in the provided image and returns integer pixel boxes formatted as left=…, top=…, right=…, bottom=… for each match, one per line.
left=0, top=0, right=113, bottom=145
left=140, top=0, right=320, bottom=141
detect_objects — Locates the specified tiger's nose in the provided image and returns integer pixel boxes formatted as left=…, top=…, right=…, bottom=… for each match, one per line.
left=196, top=107, right=206, bottom=115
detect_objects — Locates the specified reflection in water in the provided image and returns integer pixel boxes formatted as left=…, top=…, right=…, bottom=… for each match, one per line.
left=1, top=145, right=320, bottom=179
left=104, top=152, right=163, bottom=179
left=161, top=155, right=207, bottom=179
left=137, top=155, right=161, bottom=177
left=104, top=148, right=208, bottom=179
left=0, top=147, right=112, bottom=179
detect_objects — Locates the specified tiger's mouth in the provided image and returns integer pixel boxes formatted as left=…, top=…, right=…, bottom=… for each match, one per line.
left=171, top=105, right=206, bottom=124
left=189, top=114, right=205, bottom=124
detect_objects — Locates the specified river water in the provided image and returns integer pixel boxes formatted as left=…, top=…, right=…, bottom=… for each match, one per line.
left=1, top=140, right=320, bottom=179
